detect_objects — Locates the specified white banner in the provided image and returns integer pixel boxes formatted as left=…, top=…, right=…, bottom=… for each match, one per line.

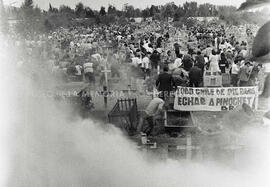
left=174, top=86, right=258, bottom=111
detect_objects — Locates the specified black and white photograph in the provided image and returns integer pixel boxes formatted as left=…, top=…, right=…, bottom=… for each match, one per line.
left=0, top=0, right=270, bottom=186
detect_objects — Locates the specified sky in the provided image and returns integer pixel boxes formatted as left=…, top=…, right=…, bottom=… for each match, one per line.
left=3, top=0, right=246, bottom=10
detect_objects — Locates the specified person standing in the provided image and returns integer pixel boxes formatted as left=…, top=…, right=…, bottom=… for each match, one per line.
left=150, top=50, right=161, bottom=69
left=219, top=53, right=229, bottom=73
left=137, top=97, right=165, bottom=136
left=238, top=61, right=251, bottom=87
left=83, top=61, right=95, bottom=84
left=156, top=66, right=176, bottom=100
left=77, top=88, right=95, bottom=118
left=231, top=60, right=240, bottom=87
left=142, top=53, right=151, bottom=78
left=209, top=49, right=220, bottom=72
left=189, top=64, right=203, bottom=87
left=110, top=60, right=121, bottom=78
left=182, top=53, right=194, bottom=72
left=173, top=54, right=183, bottom=70
left=195, top=51, right=205, bottom=71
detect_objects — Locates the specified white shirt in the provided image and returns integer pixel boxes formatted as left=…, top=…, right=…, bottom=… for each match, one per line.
left=264, top=63, right=270, bottom=73
left=156, top=48, right=163, bottom=53
left=145, top=98, right=165, bottom=116
left=219, top=44, right=226, bottom=51
left=147, top=47, right=153, bottom=53
left=83, top=62, right=93, bottom=73
left=75, top=65, right=82, bottom=75
left=240, top=49, right=248, bottom=58
left=209, top=54, right=220, bottom=72
left=116, top=35, right=122, bottom=41
left=91, top=53, right=102, bottom=62
left=142, top=57, right=150, bottom=69
left=231, top=63, right=240, bottom=75
left=173, top=58, right=182, bottom=69
left=131, top=57, right=141, bottom=66
left=225, top=42, right=232, bottom=49
left=143, top=42, right=149, bottom=50
left=204, top=57, right=209, bottom=64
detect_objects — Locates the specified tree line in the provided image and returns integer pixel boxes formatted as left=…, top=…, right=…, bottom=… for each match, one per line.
left=5, top=0, right=268, bottom=36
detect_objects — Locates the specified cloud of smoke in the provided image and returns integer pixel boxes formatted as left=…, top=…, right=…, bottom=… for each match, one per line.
left=1, top=36, right=270, bottom=187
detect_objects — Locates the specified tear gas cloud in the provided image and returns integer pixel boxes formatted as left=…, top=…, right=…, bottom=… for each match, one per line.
left=1, top=36, right=270, bottom=187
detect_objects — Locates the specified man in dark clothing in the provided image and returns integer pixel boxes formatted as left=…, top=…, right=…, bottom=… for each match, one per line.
left=189, top=65, right=202, bottom=87
left=238, top=61, right=251, bottom=87
left=195, top=51, right=205, bottom=71
left=165, top=32, right=170, bottom=40
left=219, top=53, right=229, bottom=73
left=182, top=54, right=194, bottom=71
left=77, top=88, right=95, bottom=118
left=156, top=37, right=163, bottom=48
left=174, top=43, right=181, bottom=57
left=156, top=66, right=176, bottom=100
left=150, top=50, right=161, bottom=69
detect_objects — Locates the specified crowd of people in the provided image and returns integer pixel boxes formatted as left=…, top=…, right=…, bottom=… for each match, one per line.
left=6, top=19, right=265, bottom=94
left=2, top=18, right=267, bottom=135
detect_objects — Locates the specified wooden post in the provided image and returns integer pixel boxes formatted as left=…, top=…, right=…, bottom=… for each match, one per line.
left=166, top=133, right=201, bottom=160
left=101, top=62, right=111, bottom=89
left=101, top=48, right=112, bottom=121
left=254, top=86, right=259, bottom=110
left=98, top=86, right=113, bottom=123
left=103, top=86, right=108, bottom=109
left=164, top=110, right=167, bottom=126
left=186, top=133, right=192, bottom=160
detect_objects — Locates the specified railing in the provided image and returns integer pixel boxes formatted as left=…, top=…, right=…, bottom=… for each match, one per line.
left=108, top=98, right=138, bottom=134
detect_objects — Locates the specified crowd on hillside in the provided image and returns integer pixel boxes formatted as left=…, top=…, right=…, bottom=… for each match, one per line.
left=6, top=20, right=265, bottom=93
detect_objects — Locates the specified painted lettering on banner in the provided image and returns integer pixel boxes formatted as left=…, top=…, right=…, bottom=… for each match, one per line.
left=174, top=86, right=258, bottom=111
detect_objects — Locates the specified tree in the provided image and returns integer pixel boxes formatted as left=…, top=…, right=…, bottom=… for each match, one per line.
left=149, top=5, right=159, bottom=17
left=48, top=3, right=58, bottom=13
left=141, top=8, right=150, bottom=18
left=21, top=0, right=34, bottom=9
left=134, top=8, right=141, bottom=17
left=85, top=7, right=95, bottom=18
left=16, top=0, right=44, bottom=36
left=183, top=1, right=198, bottom=17
left=115, top=10, right=123, bottom=17
left=49, top=3, right=53, bottom=12
left=161, top=2, right=177, bottom=19
left=198, top=3, right=214, bottom=17
left=218, top=6, right=237, bottom=20
left=124, top=4, right=135, bottom=18
left=75, top=2, right=85, bottom=18
left=99, top=6, right=106, bottom=16
left=107, top=4, right=117, bottom=15
left=174, top=6, right=185, bottom=21
left=59, top=5, right=74, bottom=15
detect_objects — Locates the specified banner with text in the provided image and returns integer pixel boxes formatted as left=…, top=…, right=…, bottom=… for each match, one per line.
left=174, top=86, right=258, bottom=111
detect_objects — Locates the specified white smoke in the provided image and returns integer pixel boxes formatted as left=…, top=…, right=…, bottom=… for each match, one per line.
left=1, top=36, right=270, bottom=187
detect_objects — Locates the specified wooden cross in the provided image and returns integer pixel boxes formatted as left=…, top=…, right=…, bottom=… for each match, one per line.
left=101, top=45, right=112, bottom=88
left=168, top=133, right=201, bottom=160
left=101, top=64, right=111, bottom=88
left=100, top=48, right=112, bottom=116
